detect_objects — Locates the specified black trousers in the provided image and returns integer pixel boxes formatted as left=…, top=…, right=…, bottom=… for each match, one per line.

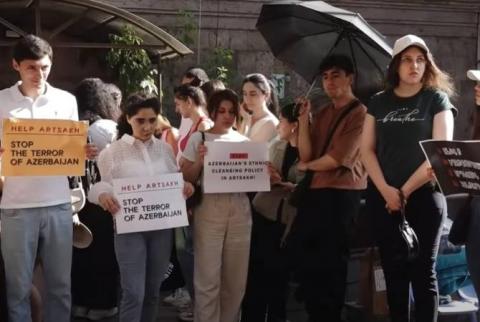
left=367, top=185, right=445, bottom=322
left=71, top=201, right=119, bottom=309
left=289, top=188, right=362, bottom=322
left=241, top=212, right=290, bottom=322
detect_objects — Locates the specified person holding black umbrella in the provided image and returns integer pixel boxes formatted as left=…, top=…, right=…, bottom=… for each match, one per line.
left=361, top=35, right=456, bottom=322
left=292, top=55, right=367, bottom=322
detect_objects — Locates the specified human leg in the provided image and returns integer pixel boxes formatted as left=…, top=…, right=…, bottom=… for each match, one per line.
left=141, top=229, right=172, bottom=322
left=194, top=195, right=228, bottom=322
left=1, top=208, right=41, bottom=322
left=114, top=232, right=147, bottom=322
left=367, top=187, right=411, bottom=322
left=408, top=189, right=444, bottom=322
left=220, top=194, right=251, bottom=322
left=38, top=203, right=73, bottom=322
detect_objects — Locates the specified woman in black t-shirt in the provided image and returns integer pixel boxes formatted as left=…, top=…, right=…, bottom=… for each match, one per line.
left=360, top=35, right=456, bottom=322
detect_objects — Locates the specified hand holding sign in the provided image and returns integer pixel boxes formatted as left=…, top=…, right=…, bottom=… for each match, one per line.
left=1, top=118, right=88, bottom=176
left=203, top=141, right=270, bottom=193
left=99, top=192, right=121, bottom=214
left=113, top=173, right=189, bottom=234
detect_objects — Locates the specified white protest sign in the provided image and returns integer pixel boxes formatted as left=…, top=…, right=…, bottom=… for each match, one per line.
left=203, top=141, right=270, bottom=193
left=113, top=173, right=188, bottom=234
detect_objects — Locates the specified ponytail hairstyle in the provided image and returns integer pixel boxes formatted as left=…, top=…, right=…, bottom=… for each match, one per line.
left=242, top=73, right=279, bottom=116
left=174, top=84, right=207, bottom=108
left=116, top=92, right=160, bottom=139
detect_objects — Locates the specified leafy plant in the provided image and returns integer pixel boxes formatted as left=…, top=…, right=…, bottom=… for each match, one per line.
left=176, top=10, right=197, bottom=47
left=106, top=25, right=158, bottom=96
left=204, top=47, right=236, bottom=85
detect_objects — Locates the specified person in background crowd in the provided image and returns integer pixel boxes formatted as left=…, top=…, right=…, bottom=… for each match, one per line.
left=200, top=79, right=226, bottom=102
left=240, top=73, right=280, bottom=320
left=361, top=34, right=456, bottom=322
left=464, top=69, right=480, bottom=312
left=174, top=84, right=213, bottom=161
left=238, top=73, right=279, bottom=143
left=0, top=34, right=97, bottom=322
left=178, top=67, right=210, bottom=138
left=155, top=114, right=180, bottom=157
left=71, top=77, right=120, bottom=320
left=88, top=93, right=194, bottom=322
left=162, top=68, right=211, bottom=318
left=243, top=103, right=302, bottom=322
left=291, top=55, right=367, bottom=322
left=180, top=89, right=251, bottom=322
left=105, top=83, right=122, bottom=113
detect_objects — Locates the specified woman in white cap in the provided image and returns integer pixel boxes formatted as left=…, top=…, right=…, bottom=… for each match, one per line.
left=361, top=34, right=456, bottom=322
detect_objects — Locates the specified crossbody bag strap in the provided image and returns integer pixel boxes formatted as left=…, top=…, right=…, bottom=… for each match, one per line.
left=196, top=131, right=205, bottom=182
left=304, top=99, right=362, bottom=179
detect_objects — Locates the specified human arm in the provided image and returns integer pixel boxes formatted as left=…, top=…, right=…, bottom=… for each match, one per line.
left=249, top=120, right=277, bottom=143
left=297, top=155, right=340, bottom=172
left=360, top=114, right=402, bottom=211
left=87, top=146, right=120, bottom=214
left=400, top=110, right=454, bottom=199
left=179, top=133, right=205, bottom=183
left=237, top=103, right=252, bottom=135
left=296, top=99, right=312, bottom=161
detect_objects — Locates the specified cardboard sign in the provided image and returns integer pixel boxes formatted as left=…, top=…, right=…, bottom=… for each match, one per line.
left=203, top=141, right=270, bottom=193
left=113, top=173, right=188, bottom=234
left=1, top=118, right=88, bottom=176
left=420, top=140, right=480, bottom=196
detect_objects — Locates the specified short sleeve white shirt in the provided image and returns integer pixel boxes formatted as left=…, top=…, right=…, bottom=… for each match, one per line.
left=182, top=130, right=249, bottom=163
left=0, top=82, right=78, bottom=209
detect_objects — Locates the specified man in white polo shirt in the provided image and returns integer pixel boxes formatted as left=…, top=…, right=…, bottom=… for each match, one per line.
left=0, top=35, right=92, bottom=322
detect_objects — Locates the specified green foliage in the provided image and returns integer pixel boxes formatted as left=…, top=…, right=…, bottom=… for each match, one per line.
left=176, top=10, right=197, bottom=46
left=106, top=25, right=158, bottom=97
left=204, top=47, right=237, bottom=87
left=173, top=10, right=239, bottom=87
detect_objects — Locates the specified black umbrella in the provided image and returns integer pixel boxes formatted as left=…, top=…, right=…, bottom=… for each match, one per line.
left=256, top=1, right=392, bottom=101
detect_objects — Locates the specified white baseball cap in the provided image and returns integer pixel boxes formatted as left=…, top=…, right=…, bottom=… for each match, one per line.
left=467, top=70, right=480, bottom=81
left=392, top=34, right=430, bottom=57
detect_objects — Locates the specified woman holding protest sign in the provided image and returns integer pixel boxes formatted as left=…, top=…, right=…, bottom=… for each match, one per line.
left=88, top=93, right=194, bottom=322
left=361, top=35, right=456, bottom=322
left=180, top=89, right=251, bottom=322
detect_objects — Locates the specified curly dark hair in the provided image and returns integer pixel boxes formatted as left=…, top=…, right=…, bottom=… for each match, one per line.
left=74, top=78, right=119, bottom=124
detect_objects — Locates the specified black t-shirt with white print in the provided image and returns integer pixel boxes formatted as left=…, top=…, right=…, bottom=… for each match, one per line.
left=367, top=87, right=455, bottom=188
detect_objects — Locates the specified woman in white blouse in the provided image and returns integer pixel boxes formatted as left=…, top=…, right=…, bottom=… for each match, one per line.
left=88, top=93, right=193, bottom=322
left=180, top=89, right=252, bottom=322
left=238, top=73, right=279, bottom=143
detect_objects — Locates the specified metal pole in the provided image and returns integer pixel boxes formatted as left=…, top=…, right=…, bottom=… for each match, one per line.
left=197, top=0, right=202, bottom=65
left=157, top=54, right=163, bottom=113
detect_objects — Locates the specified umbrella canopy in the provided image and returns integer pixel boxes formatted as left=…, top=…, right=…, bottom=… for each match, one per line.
left=257, top=1, right=392, bottom=101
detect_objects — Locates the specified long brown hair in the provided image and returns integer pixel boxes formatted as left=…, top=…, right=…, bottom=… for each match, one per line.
left=386, top=45, right=455, bottom=97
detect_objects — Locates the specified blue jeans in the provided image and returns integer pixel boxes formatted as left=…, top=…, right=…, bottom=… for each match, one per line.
left=467, top=197, right=480, bottom=303
left=176, top=225, right=194, bottom=298
left=114, top=229, right=172, bottom=322
left=436, top=249, right=471, bottom=296
left=0, top=203, right=73, bottom=322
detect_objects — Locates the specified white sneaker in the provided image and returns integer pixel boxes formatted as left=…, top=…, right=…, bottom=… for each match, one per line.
left=72, top=305, right=89, bottom=319
left=163, top=288, right=191, bottom=308
left=86, top=307, right=118, bottom=321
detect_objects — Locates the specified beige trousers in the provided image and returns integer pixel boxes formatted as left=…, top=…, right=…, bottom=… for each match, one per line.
left=193, top=193, right=252, bottom=322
